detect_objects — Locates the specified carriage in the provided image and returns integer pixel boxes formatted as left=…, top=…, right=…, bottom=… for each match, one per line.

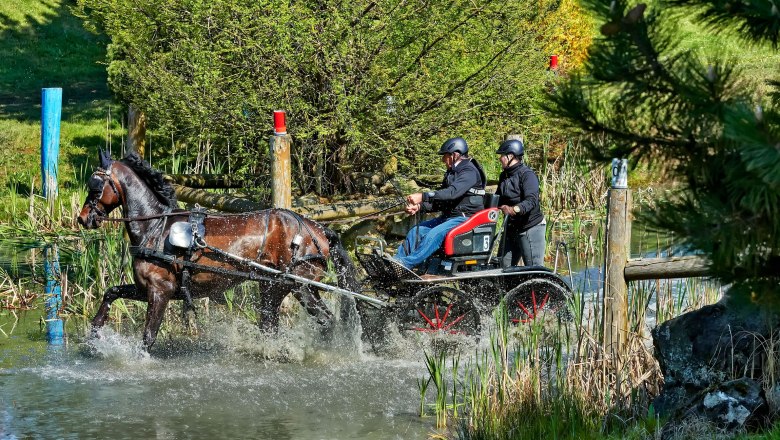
left=351, top=194, right=574, bottom=340
left=78, top=151, right=574, bottom=350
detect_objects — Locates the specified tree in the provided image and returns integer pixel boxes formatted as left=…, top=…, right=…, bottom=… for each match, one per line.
left=548, top=0, right=780, bottom=293
left=75, top=0, right=592, bottom=195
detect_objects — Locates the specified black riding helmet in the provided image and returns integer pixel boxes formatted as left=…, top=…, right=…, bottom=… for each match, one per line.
left=438, top=137, right=468, bottom=155
left=495, top=139, right=524, bottom=157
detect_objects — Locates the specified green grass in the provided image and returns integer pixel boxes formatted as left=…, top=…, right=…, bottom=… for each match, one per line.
left=0, top=0, right=106, bottom=103
left=673, top=14, right=780, bottom=99
left=0, top=0, right=123, bottom=206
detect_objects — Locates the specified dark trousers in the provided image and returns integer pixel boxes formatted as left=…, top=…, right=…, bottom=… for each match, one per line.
left=499, top=220, right=547, bottom=267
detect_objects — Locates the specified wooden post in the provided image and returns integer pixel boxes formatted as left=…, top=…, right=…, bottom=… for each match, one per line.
left=127, top=105, right=146, bottom=158
left=44, top=245, right=64, bottom=345
left=41, top=88, right=62, bottom=205
left=270, top=110, right=292, bottom=209
left=603, top=158, right=630, bottom=355
left=41, top=87, right=64, bottom=345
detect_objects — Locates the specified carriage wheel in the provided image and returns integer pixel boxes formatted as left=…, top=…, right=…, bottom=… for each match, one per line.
left=503, top=278, right=571, bottom=324
left=396, top=286, right=481, bottom=336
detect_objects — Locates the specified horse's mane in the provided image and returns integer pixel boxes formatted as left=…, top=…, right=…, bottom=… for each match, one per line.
left=120, top=153, right=178, bottom=208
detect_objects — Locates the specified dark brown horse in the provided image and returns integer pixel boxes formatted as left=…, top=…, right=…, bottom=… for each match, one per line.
left=77, top=151, right=361, bottom=350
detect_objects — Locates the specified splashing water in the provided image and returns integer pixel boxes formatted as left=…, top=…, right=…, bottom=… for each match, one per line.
left=82, top=327, right=153, bottom=364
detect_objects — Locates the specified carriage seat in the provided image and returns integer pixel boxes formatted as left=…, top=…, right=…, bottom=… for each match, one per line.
left=443, top=194, right=500, bottom=256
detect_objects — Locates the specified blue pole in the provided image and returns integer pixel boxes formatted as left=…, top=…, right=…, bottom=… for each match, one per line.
left=41, top=88, right=64, bottom=345
left=44, top=246, right=64, bottom=345
left=41, top=88, right=62, bottom=201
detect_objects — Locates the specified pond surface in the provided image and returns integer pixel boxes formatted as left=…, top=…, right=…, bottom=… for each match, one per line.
left=1, top=311, right=434, bottom=439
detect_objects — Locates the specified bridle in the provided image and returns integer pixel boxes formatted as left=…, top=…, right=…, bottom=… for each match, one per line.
left=87, top=165, right=125, bottom=219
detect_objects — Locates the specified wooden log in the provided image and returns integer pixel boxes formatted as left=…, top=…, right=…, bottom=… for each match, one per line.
left=413, top=174, right=498, bottom=188
left=173, top=184, right=264, bottom=212
left=295, top=197, right=404, bottom=222
left=625, top=256, right=710, bottom=281
left=164, top=174, right=251, bottom=189
left=505, top=133, right=524, bottom=143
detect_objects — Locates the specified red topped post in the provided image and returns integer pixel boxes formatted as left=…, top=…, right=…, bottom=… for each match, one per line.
left=273, top=110, right=287, bottom=135
left=549, top=55, right=559, bottom=71
left=270, top=110, right=291, bottom=208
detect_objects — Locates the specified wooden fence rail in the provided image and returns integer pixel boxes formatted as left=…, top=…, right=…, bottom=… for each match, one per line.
left=624, top=255, right=709, bottom=281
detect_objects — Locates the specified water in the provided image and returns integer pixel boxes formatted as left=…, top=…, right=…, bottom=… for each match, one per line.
left=0, top=219, right=720, bottom=439
left=1, top=312, right=434, bottom=439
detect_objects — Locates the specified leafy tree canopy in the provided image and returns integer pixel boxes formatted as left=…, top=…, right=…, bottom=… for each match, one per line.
left=548, top=0, right=780, bottom=291
left=74, top=0, right=591, bottom=194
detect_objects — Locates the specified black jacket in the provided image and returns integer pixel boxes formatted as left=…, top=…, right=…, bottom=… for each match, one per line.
left=497, top=162, right=544, bottom=231
left=422, top=157, right=486, bottom=218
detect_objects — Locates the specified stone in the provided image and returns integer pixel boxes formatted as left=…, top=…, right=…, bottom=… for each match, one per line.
left=652, top=287, right=778, bottom=435
left=660, top=378, right=767, bottom=438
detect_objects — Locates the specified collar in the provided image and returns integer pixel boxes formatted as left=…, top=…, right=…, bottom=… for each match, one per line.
left=505, top=161, right=522, bottom=171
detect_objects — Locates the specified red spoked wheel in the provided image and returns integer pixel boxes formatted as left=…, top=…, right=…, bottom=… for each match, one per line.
left=396, top=286, right=481, bottom=336
left=503, top=279, right=570, bottom=324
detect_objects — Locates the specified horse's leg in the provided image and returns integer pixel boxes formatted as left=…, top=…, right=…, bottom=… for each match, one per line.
left=91, top=284, right=144, bottom=335
left=293, top=287, right=334, bottom=328
left=142, top=291, right=172, bottom=350
left=259, top=286, right=287, bottom=334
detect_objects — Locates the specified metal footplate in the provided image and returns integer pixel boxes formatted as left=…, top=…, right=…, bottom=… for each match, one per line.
left=355, top=252, right=421, bottom=283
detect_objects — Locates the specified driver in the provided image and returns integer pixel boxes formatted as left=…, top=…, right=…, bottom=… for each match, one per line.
left=394, top=137, right=486, bottom=270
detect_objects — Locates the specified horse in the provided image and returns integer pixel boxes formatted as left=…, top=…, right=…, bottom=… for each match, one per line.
left=77, top=150, right=362, bottom=350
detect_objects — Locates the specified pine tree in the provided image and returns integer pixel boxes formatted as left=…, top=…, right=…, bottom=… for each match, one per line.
left=548, top=0, right=780, bottom=295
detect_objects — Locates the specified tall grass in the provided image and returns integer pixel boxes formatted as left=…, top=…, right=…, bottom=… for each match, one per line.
left=540, top=139, right=608, bottom=216
left=418, top=273, right=727, bottom=439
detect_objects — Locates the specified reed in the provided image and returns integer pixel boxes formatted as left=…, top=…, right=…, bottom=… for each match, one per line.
left=539, top=139, right=608, bottom=215
left=419, top=271, right=728, bottom=439
left=449, top=304, right=608, bottom=439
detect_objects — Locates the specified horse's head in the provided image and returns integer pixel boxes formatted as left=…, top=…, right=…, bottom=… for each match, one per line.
left=77, top=150, right=125, bottom=229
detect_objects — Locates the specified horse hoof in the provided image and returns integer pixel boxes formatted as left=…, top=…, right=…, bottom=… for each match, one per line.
left=89, top=327, right=102, bottom=340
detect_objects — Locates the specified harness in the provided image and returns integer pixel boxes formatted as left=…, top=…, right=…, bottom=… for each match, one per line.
left=129, top=208, right=329, bottom=308
left=281, top=209, right=328, bottom=270
left=129, top=246, right=282, bottom=284
left=177, top=207, right=206, bottom=311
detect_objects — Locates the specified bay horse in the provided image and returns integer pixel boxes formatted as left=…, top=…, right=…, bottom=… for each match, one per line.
left=77, top=150, right=361, bottom=350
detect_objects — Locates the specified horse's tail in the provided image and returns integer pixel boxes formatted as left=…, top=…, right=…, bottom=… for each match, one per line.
left=324, top=227, right=361, bottom=293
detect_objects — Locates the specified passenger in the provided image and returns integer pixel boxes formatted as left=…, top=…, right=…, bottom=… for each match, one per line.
left=495, top=138, right=546, bottom=267
left=394, top=137, right=486, bottom=270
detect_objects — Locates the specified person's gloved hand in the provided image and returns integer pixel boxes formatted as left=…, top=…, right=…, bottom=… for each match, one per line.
left=499, top=205, right=516, bottom=216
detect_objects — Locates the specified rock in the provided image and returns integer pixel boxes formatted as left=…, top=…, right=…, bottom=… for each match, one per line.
left=652, top=287, right=778, bottom=435
left=696, top=379, right=762, bottom=430
left=660, top=378, right=767, bottom=438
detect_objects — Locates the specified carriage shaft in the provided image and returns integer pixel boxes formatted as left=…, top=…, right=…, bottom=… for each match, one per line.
left=210, top=246, right=388, bottom=307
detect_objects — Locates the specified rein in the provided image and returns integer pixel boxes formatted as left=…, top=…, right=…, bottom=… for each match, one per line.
left=98, top=199, right=408, bottom=224
left=98, top=211, right=192, bottom=222
left=97, top=210, right=260, bottom=222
